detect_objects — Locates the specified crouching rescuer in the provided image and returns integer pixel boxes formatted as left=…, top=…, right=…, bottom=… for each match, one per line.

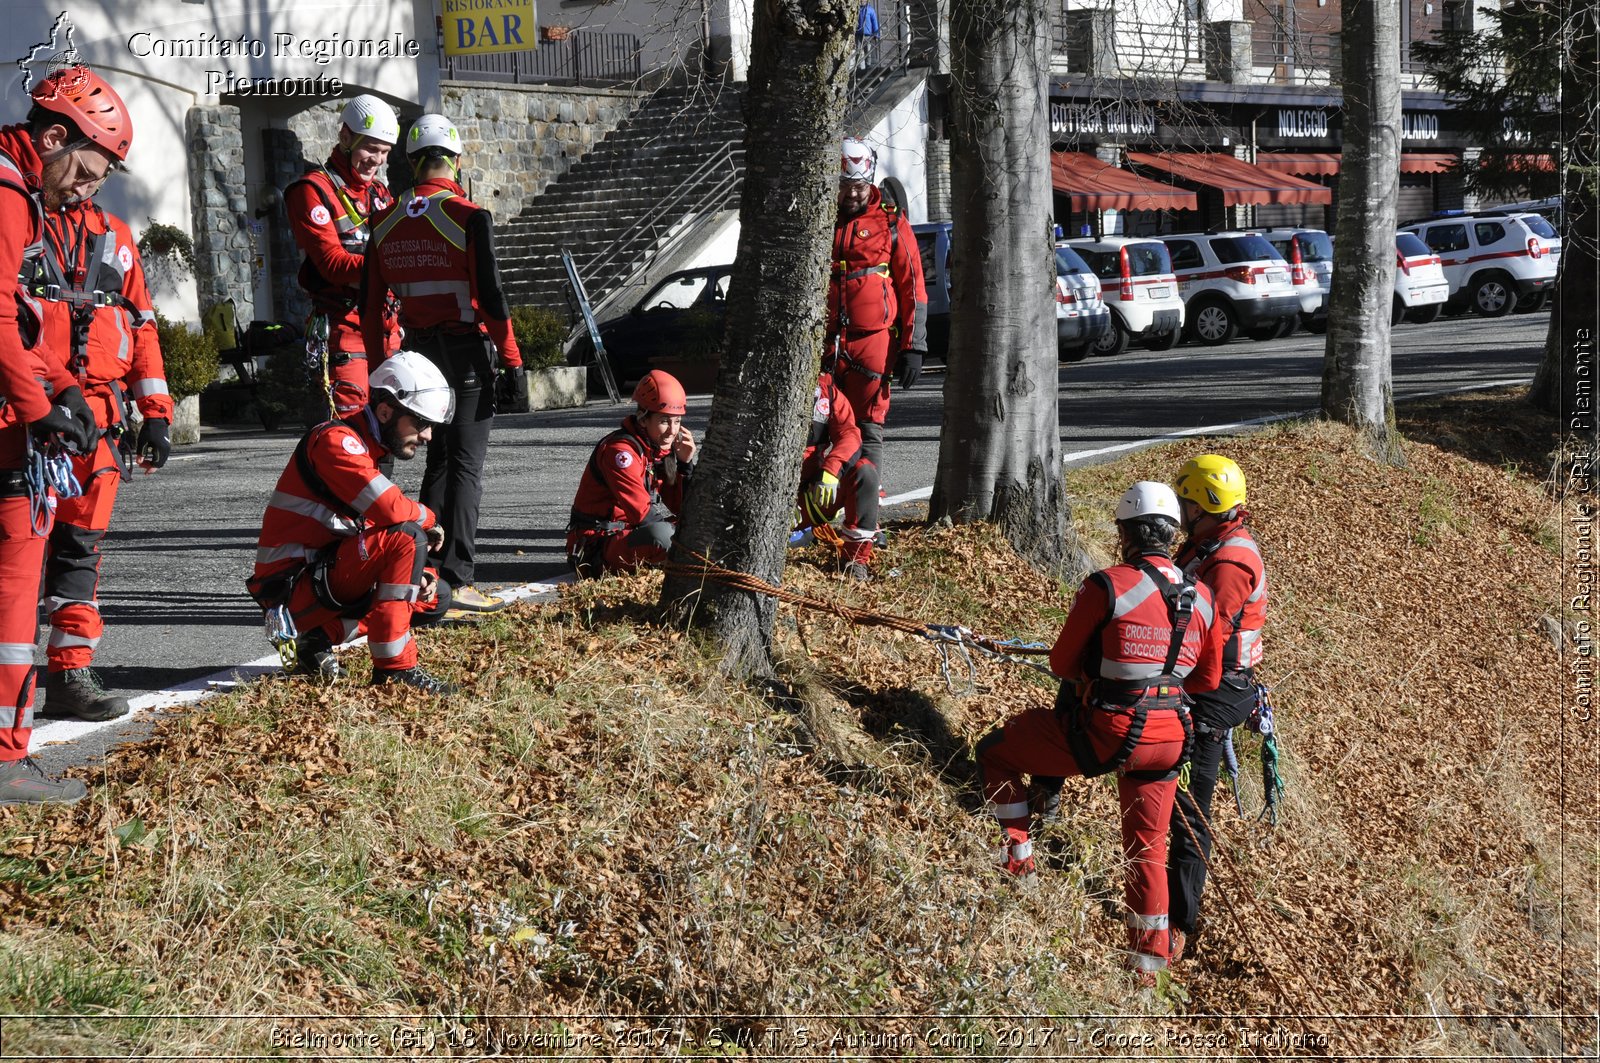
left=975, top=482, right=1223, bottom=981
left=248, top=352, right=457, bottom=695
left=793, top=369, right=879, bottom=580
left=566, top=370, right=696, bottom=578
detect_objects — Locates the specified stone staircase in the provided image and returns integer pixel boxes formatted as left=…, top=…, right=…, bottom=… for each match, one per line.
left=496, top=78, right=747, bottom=314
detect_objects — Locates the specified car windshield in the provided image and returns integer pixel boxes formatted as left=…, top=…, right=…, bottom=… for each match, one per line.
left=641, top=272, right=719, bottom=310
left=1211, top=235, right=1282, bottom=264
left=1520, top=215, right=1559, bottom=239
left=1395, top=232, right=1431, bottom=257
left=1296, top=232, right=1333, bottom=262
left=1054, top=246, right=1090, bottom=275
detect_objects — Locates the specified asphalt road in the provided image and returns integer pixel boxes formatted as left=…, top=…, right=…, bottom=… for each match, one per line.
left=30, top=309, right=1548, bottom=738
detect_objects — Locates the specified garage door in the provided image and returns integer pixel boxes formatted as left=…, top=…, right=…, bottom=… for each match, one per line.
left=1397, top=175, right=1435, bottom=225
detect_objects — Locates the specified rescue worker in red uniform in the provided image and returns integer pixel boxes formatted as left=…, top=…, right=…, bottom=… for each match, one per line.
left=363, top=113, right=523, bottom=613
left=1167, top=454, right=1268, bottom=965
left=566, top=370, right=696, bottom=578
left=248, top=351, right=456, bottom=696
left=793, top=370, right=879, bottom=580
left=285, top=95, right=402, bottom=416
left=976, top=482, right=1223, bottom=982
left=827, top=137, right=926, bottom=487
left=30, top=141, right=174, bottom=722
left=0, top=66, right=120, bottom=803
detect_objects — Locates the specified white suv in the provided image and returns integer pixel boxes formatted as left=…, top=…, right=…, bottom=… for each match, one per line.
left=1249, top=228, right=1333, bottom=334
left=1162, top=232, right=1302, bottom=346
left=1400, top=211, right=1561, bottom=317
left=1053, top=243, right=1111, bottom=360
left=1392, top=231, right=1450, bottom=325
left=1061, top=237, right=1185, bottom=357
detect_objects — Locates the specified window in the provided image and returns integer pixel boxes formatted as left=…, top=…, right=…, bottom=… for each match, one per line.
left=1396, top=232, right=1432, bottom=257
left=1473, top=221, right=1506, bottom=245
left=1442, top=0, right=1465, bottom=31
left=1126, top=243, right=1173, bottom=276
left=1054, top=246, right=1090, bottom=275
left=1422, top=224, right=1468, bottom=252
left=1296, top=232, right=1334, bottom=261
left=1165, top=240, right=1204, bottom=270
left=1080, top=249, right=1120, bottom=281
left=1210, top=235, right=1280, bottom=264
left=1521, top=215, right=1558, bottom=239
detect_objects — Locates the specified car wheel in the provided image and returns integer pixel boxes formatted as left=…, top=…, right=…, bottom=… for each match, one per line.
left=1470, top=272, right=1514, bottom=317
left=1391, top=296, right=1406, bottom=326
left=1512, top=291, right=1547, bottom=314
left=1276, top=316, right=1298, bottom=339
left=1302, top=313, right=1328, bottom=335
left=1405, top=304, right=1442, bottom=325
left=1144, top=329, right=1180, bottom=351
left=1058, top=341, right=1089, bottom=363
left=1090, top=317, right=1130, bottom=357
left=1189, top=300, right=1238, bottom=346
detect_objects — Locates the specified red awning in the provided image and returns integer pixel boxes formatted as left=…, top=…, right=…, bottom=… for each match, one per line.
left=1399, top=153, right=1458, bottom=174
left=1509, top=153, right=1556, bottom=172
left=1254, top=152, right=1341, bottom=176
left=1051, top=152, right=1199, bottom=212
left=1127, top=151, right=1334, bottom=206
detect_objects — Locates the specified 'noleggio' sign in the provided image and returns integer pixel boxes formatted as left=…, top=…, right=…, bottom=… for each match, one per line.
left=1276, top=108, right=1329, bottom=138
left=1051, top=103, right=1156, bottom=136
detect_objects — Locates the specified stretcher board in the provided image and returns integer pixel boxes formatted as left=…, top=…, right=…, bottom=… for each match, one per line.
left=562, top=249, right=622, bottom=404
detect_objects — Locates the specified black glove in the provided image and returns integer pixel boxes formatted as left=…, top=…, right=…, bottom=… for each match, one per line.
left=896, top=351, right=924, bottom=391
left=496, top=366, right=528, bottom=413
left=135, top=417, right=171, bottom=469
left=30, top=388, right=97, bottom=455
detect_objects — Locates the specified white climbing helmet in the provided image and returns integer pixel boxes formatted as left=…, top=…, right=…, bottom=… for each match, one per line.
left=841, top=136, right=875, bottom=182
left=1114, top=481, right=1182, bottom=525
left=369, top=351, right=455, bottom=424
left=340, top=94, right=400, bottom=145
left=407, top=113, right=462, bottom=157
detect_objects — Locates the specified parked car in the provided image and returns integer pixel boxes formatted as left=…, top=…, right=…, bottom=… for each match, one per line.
left=1392, top=231, right=1451, bottom=325
left=913, top=222, right=952, bottom=364
left=1053, top=242, right=1112, bottom=359
left=1061, top=236, right=1185, bottom=357
left=1249, top=227, right=1333, bottom=333
left=1400, top=210, right=1560, bottom=317
left=1161, top=232, right=1302, bottom=346
left=581, top=264, right=733, bottom=388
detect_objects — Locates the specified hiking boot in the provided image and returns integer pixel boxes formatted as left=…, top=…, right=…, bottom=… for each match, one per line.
left=1028, top=778, right=1064, bottom=824
left=0, top=757, right=87, bottom=805
left=451, top=585, right=508, bottom=613
left=40, top=668, right=129, bottom=722
left=289, top=632, right=344, bottom=682
left=371, top=666, right=458, bottom=696
left=998, top=828, right=1036, bottom=879
left=842, top=560, right=872, bottom=583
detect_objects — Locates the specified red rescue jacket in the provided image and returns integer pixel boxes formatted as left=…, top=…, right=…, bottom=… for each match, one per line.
left=567, top=415, right=688, bottom=536
left=33, top=202, right=173, bottom=423
left=0, top=127, right=78, bottom=470
left=249, top=410, right=435, bottom=600
left=1176, top=514, right=1267, bottom=673
left=827, top=186, right=927, bottom=351
left=362, top=177, right=520, bottom=366
left=800, top=372, right=861, bottom=480
left=285, top=152, right=397, bottom=353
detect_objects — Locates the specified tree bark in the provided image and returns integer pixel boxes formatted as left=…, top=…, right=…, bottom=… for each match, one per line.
left=659, top=0, right=854, bottom=678
left=1321, top=0, right=1404, bottom=465
left=929, top=0, right=1070, bottom=573
left=1529, top=1, right=1598, bottom=447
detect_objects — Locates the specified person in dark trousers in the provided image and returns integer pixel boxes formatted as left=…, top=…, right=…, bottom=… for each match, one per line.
left=976, top=482, right=1223, bottom=983
left=1166, top=454, right=1268, bottom=965
left=363, top=113, right=524, bottom=613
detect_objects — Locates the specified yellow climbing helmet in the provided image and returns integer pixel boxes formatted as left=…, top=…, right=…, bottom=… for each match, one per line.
left=1175, top=454, right=1247, bottom=513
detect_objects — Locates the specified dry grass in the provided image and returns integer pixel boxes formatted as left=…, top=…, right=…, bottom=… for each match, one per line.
left=0, top=386, right=1592, bottom=1058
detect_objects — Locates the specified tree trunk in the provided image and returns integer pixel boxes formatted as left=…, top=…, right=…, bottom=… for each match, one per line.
left=659, top=0, right=854, bottom=679
left=929, top=0, right=1070, bottom=573
left=1529, top=5, right=1598, bottom=449
left=1321, top=0, right=1404, bottom=465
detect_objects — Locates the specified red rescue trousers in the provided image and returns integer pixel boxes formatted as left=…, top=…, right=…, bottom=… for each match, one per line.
left=978, top=706, right=1184, bottom=972
left=0, top=495, right=47, bottom=762
left=287, top=523, right=427, bottom=671
left=568, top=519, right=673, bottom=579
left=45, top=393, right=125, bottom=672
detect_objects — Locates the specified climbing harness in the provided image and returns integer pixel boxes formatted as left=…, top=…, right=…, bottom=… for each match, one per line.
left=1250, top=680, right=1286, bottom=825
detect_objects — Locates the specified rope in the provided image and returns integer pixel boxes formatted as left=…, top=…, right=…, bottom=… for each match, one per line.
left=659, top=546, right=1051, bottom=693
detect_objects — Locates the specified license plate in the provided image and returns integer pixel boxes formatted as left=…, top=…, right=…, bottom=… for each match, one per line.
left=1265, top=270, right=1288, bottom=285
left=1416, top=287, right=1446, bottom=304
left=1146, top=286, right=1170, bottom=299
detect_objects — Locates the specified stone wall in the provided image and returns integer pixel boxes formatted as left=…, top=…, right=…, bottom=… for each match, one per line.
left=185, top=106, right=256, bottom=323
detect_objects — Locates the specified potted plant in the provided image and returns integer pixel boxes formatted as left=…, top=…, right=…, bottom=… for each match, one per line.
left=137, top=221, right=196, bottom=294
left=153, top=311, right=219, bottom=444
left=511, top=305, right=586, bottom=410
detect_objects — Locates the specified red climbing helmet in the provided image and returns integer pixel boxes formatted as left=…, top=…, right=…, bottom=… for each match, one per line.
left=633, top=370, right=687, bottom=416
left=30, top=66, right=133, bottom=162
